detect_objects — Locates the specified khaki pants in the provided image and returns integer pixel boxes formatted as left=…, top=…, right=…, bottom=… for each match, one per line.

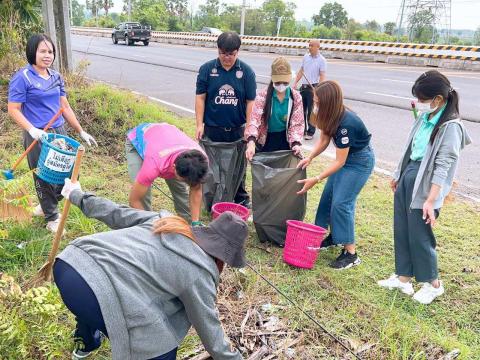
left=125, top=139, right=190, bottom=220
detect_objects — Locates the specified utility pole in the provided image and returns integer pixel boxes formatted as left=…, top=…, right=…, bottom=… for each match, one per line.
left=276, top=16, right=283, bottom=37
left=240, top=0, right=246, bottom=35
left=41, top=0, right=73, bottom=72
left=396, top=0, right=406, bottom=42
left=128, top=0, right=132, bottom=21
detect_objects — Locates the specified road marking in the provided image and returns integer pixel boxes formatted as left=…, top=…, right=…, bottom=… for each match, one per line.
left=382, top=78, right=414, bottom=84
left=366, top=91, right=414, bottom=101
left=257, top=74, right=270, bottom=78
left=177, top=61, right=197, bottom=66
left=147, top=96, right=195, bottom=114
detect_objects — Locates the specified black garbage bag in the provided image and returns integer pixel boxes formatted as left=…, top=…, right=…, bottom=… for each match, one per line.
left=200, top=138, right=247, bottom=212
left=251, top=150, right=307, bottom=246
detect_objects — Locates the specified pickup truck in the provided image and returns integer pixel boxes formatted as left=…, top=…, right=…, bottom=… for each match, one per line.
left=112, top=22, right=151, bottom=46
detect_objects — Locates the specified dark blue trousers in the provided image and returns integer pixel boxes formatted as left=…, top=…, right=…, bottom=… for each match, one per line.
left=53, top=259, right=177, bottom=359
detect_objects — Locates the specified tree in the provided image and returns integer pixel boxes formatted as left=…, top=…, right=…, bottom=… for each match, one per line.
left=100, top=0, right=114, bottom=16
left=86, top=0, right=102, bottom=18
left=166, top=0, right=189, bottom=31
left=364, top=20, right=380, bottom=32
left=195, top=0, right=222, bottom=29
left=261, top=0, right=296, bottom=36
left=122, top=0, right=169, bottom=30
left=383, top=21, right=396, bottom=35
left=343, top=18, right=361, bottom=40
left=312, top=2, right=347, bottom=29
left=408, top=9, right=435, bottom=43
left=71, top=0, right=86, bottom=26
left=474, top=26, right=480, bottom=46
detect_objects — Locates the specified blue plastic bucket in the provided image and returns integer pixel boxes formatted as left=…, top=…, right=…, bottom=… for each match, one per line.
left=37, top=134, right=80, bottom=184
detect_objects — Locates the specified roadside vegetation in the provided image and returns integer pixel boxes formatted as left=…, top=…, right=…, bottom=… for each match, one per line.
left=72, top=0, right=479, bottom=45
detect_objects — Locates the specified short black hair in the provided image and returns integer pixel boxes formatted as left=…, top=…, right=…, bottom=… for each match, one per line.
left=217, top=32, right=241, bottom=52
left=26, top=34, right=56, bottom=65
left=174, top=150, right=208, bottom=187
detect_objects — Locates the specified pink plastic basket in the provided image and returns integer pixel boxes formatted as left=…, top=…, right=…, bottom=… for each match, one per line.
left=283, top=220, right=327, bottom=269
left=211, top=202, right=250, bottom=221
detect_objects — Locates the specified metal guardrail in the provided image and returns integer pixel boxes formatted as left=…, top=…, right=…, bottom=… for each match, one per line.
left=71, top=26, right=479, bottom=62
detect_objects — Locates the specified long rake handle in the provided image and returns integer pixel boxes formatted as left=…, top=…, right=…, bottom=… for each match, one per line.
left=43, top=146, right=84, bottom=280
left=11, top=108, right=64, bottom=172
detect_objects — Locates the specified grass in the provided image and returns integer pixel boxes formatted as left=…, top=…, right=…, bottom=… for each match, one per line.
left=0, top=80, right=479, bottom=359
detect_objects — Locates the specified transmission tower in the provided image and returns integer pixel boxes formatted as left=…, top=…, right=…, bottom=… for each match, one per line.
left=395, top=0, right=451, bottom=43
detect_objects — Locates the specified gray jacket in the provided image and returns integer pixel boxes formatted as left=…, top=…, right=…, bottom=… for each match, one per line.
left=393, top=118, right=471, bottom=209
left=57, top=190, right=242, bottom=360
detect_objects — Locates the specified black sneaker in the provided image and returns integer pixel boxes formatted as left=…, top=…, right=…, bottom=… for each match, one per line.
left=329, top=250, right=361, bottom=270
left=320, top=234, right=335, bottom=250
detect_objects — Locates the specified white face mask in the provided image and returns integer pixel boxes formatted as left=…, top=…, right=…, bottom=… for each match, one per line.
left=273, top=84, right=289, bottom=93
left=416, top=99, right=438, bottom=114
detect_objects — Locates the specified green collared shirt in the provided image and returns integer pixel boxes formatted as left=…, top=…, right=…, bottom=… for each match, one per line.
left=268, top=87, right=290, bottom=132
left=410, top=104, right=447, bottom=161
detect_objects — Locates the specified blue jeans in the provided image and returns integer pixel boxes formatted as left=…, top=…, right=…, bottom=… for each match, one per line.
left=315, top=146, right=375, bottom=245
left=53, top=259, right=178, bottom=359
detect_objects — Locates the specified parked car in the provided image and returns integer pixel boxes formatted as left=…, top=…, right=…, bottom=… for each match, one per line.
left=112, top=22, right=151, bottom=46
left=198, top=27, right=222, bottom=35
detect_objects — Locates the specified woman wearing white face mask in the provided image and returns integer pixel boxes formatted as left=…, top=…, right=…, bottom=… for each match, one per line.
left=378, top=70, right=471, bottom=304
left=245, top=57, right=304, bottom=160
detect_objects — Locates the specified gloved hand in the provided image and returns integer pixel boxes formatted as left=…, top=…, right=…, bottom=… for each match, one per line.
left=28, top=127, right=47, bottom=141
left=292, top=144, right=303, bottom=158
left=80, top=131, right=98, bottom=146
left=61, top=178, right=82, bottom=200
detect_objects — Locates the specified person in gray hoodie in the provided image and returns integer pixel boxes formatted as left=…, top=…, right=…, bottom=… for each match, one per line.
left=54, top=178, right=247, bottom=360
left=378, top=70, right=471, bottom=305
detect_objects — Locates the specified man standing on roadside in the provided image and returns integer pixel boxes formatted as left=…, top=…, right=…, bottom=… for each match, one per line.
left=195, top=31, right=257, bottom=208
left=293, top=39, right=327, bottom=140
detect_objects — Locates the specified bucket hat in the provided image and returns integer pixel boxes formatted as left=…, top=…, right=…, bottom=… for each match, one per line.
left=192, top=211, right=248, bottom=268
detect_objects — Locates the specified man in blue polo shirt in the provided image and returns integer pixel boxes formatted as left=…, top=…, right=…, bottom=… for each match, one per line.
left=195, top=31, right=257, bottom=207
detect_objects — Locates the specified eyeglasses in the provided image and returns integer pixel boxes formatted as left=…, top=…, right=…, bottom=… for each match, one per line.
left=219, top=50, right=238, bottom=58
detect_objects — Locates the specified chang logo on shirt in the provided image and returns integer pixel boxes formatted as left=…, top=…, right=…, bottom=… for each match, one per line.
left=215, top=85, right=238, bottom=106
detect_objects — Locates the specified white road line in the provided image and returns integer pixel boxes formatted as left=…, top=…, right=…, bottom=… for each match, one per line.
left=128, top=89, right=479, bottom=204
left=366, top=92, right=414, bottom=101
left=257, top=74, right=270, bottom=78
left=147, top=96, right=195, bottom=114
left=382, top=78, right=414, bottom=84
left=177, top=61, right=197, bottom=66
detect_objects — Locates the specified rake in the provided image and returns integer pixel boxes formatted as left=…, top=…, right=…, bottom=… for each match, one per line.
left=25, top=146, right=85, bottom=288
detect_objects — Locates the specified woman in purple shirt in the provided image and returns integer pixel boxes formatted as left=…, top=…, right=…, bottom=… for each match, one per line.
left=7, top=34, right=96, bottom=234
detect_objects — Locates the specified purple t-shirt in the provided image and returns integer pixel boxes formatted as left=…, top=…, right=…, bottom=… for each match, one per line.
left=8, top=65, right=66, bottom=129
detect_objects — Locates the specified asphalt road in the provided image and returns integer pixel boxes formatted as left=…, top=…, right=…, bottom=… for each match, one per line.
left=71, top=34, right=480, bottom=200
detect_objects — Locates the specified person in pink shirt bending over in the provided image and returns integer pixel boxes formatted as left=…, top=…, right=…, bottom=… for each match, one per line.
left=125, top=123, right=208, bottom=225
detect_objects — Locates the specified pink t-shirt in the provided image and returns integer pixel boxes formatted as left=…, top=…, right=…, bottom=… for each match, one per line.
left=127, top=123, right=205, bottom=186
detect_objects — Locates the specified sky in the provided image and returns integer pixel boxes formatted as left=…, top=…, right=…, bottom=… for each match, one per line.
left=103, top=0, right=479, bottom=30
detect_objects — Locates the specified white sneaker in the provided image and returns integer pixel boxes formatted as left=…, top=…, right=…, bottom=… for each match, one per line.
left=72, top=349, right=91, bottom=359
left=46, top=217, right=66, bottom=236
left=413, top=282, right=444, bottom=304
left=32, top=204, right=44, bottom=217
left=377, top=274, right=414, bottom=295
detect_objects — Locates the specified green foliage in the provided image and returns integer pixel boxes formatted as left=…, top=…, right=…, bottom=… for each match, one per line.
left=311, top=25, right=342, bottom=40
left=71, top=0, right=86, bottom=26
left=260, top=0, right=296, bottom=37
left=364, top=19, right=381, bottom=32
left=194, top=0, right=223, bottom=30
left=165, top=0, right=190, bottom=31
left=0, top=283, right=73, bottom=359
left=384, top=21, right=396, bottom=36
left=84, top=15, right=117, bottom=28
left=408, top=9, right=436, bottom=43
left=0, top=0, right=42, bottom=59
left=312, top=1, right=348, bottom=29
left=474, top=26, right=480, bottom=46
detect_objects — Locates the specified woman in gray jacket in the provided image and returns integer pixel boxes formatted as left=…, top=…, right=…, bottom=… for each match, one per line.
left=378, top=70, right=471, bottom=305
left=55, top=179, right=246, bottom=360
